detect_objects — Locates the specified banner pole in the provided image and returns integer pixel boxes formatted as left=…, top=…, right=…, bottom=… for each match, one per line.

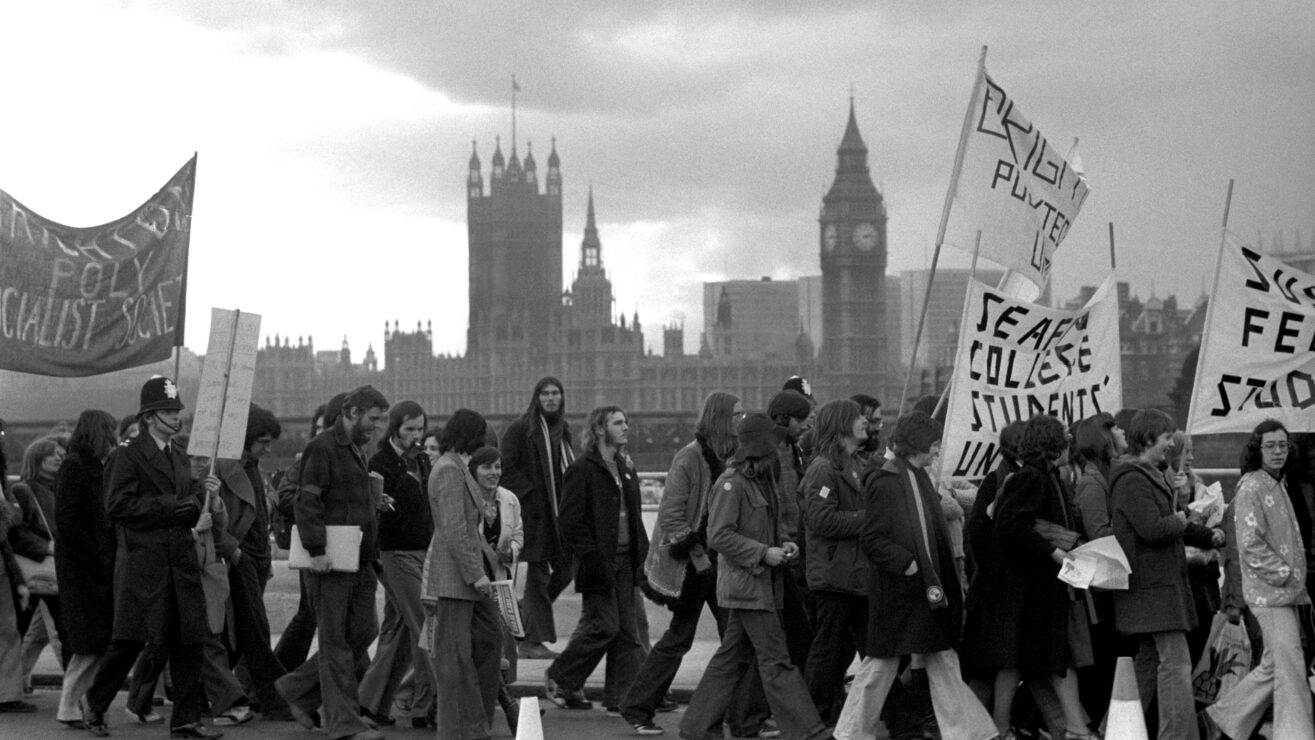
left=1184, top=180, right=1234, bottom=435
left=931, top=231, right=982, bottom=422
left=206, top=309, right=242, bottom=511
left=1108, top=222, right=1117, bottom=272
left=901, top=45, right=987, bottom=414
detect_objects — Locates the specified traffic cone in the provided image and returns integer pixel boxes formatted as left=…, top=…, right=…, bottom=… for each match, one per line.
left=516, top=696, right=544, bottom=740
left=1104, top=656, right=1148, bottom=739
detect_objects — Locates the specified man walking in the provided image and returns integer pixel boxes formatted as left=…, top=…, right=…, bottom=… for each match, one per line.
left=501, top=376, right=576, bottom=659
left=359, top=401, right=436, bottom=728
left=276, top=385, right=390, bottom=740
left=82, top=376, right=219, bottom=738
left=545, top=405, right=649, bottom=713
left=213, top=403, right=289, bottom=722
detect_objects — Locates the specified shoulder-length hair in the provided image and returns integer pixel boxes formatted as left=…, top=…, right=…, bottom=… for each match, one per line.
left=1018, top=414, right=1068, bottom=466
left=21, top=437, right=62, bottom=481
left=1127, top=409, right=1175, bottom=456
left=584, top=405, right=627, bottom=452
left=814, top=399, right=862, bottom=469
left=439, top=409, right=488, bottom=456
left=1071, top=415, right=1115, bottom=476
left=1240, top=418, right=1290, bottom=475
left=735, top=455, right=776, bottom=482
left=69, top=409, right=119, bottom=461
left=695, top=391, right=739, bottom=462
left=385, top=401, right=427, bottom=445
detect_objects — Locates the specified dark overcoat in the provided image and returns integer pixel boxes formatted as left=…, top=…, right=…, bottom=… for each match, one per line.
left=963, top=462, right=1074, bottom=675
left=501, top=416, right=571, bottom=562
left=53, top=447, right=116, bottom=654
left=1110, top=458, right=1215, bottom=635
left=105, top=434, right=208, bottom=645
left=558, top=448, right=648, bottom=594
left=860, top=457, right=963, bottom=658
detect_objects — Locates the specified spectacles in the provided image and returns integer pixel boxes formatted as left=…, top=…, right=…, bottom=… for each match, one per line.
left=1262, top=442, right=1289, bottom=452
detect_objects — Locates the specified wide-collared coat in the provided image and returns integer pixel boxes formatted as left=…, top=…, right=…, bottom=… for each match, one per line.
left=708, top=468, right=787, bottom=612
left=53, top=446, right=116, bottom=654
left=860, top=456, right=963, bottom=658
left=500, top=414, right=571, bottom=563
left=1110, top=458, right=1216, bottom=634
left=105, top=433, right=208, bottom=645
left=643, top=440, right=714, bottom=601
left=558, top=448, right=648, bottom=595
left=802, top=453, right=868, bottom=595
left=423, top=451, right=496, bottom=602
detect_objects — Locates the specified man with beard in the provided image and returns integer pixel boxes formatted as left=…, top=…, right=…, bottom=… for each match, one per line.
left=276, top=385, right=390, bottom=740
left=545, top=406, right=649, bottom=714
left=501, top=377, right=576, bottom=659
left=850, top=394, right=884, bottom=466
left=359, top=401, right=436, bottom=728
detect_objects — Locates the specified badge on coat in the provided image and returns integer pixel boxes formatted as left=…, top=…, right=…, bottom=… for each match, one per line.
left=819, top=486, right=831, bottom=499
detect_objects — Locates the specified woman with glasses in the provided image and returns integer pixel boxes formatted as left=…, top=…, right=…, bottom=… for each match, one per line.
left=1206, top=421, right=1313, bottom=740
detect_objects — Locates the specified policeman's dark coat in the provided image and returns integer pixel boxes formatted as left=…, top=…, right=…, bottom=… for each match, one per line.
left=105, top=433, right=208, bottom=645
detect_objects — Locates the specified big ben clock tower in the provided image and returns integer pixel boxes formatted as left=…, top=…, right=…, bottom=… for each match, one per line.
left=818, top=99, right=889, bottom=401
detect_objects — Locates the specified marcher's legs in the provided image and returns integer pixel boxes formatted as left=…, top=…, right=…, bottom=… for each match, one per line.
left=273, top=570, right=316, bottom=670
left=805, top=590, right=865, bottom=724
left=1147, top=630, right=1198, bottom=740
left=833, top=655, right=901, bottom=740
left=0, top=570, right=26, bottom=702
left=921, top=650, right=1001, bottom=740
left=57, top=653, right=105, bottom=722
left=738, top=609, right=827, bottom=740
left=521, top=560, right=558, bottom=645
left=1207, top=606, right=1314, bottom=740
left=433, top=598, right=499, bottom=740
left=226, top=555, right=286, bottom=714
left=679, top=609, right=765, bottom=740
left=601, top=559, right=644, bottom=707
left=200, top=632, right=246, bottom=715
left=621, top=598, right=703, bottom=725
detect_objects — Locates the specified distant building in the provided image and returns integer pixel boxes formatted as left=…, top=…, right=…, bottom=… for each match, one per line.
left=899, top=268, right=1004, bottom=368
left=702, top=278, right=803, bottom=360
left=250, top=101, right=916, bottom=461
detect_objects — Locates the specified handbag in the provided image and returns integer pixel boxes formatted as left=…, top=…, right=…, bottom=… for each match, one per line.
left=13, top=499, right=57, bottom=595
left=1034, top=518, right=1080, bottom=551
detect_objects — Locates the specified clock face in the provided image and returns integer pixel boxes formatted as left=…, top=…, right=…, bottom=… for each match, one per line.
left=854, top=222, right=877, bottom=251
left=823, top=224, right=837, bottom=252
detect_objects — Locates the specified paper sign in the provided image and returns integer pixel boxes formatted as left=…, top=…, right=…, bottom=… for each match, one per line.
left=188, top=307, right=261, bottom=460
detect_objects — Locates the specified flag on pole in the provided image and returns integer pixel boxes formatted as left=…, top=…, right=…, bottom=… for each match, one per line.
left=943, top=68, right=1090, bottom=290
left=0, top=155, right=196, bottom=377
left=1186, top=232, right=1315, bottom=434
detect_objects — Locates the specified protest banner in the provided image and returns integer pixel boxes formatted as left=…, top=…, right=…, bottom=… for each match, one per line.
left=1186, top=233, right=1315, bottom=434
left=942, top=63, right=1090, bottom=290
left=0, top=156, right=196, bottom=376
left=188, top=308, right=261, bottom=462
left=939, top=275, right=1122, bottom=481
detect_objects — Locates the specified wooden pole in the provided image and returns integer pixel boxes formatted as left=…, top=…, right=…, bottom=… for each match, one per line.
left=1108, top=222, right=1117, bottom=271
left=900, top=45, right=988, bottom=414
left=931, top=231, right=982, bottom=422
left=1184, top=180, right=1235, bottom=434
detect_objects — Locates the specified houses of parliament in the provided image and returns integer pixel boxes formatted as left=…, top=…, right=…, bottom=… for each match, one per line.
left=252, top=103, right=899, bottom=430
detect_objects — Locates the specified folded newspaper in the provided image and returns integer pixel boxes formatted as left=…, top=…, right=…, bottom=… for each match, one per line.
left=1057, top=536, right=1131, bottom=590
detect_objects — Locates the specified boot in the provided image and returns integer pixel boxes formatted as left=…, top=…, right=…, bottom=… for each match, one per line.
left=499, top=684, right=519, bottom=735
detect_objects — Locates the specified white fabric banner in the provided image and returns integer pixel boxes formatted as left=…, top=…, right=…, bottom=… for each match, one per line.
left=944, top=69, right=1091, bottom=290
left=1186, top=233, right=1315, bottom=434
left=939, top=275, right=1123, bottom=481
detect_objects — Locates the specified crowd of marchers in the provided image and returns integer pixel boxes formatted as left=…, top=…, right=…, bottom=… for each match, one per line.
left=0, top=373, right=1312, bottom=740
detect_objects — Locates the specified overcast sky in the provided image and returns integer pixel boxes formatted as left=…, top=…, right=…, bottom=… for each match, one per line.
left=2, top=1, right=1311, bottom=360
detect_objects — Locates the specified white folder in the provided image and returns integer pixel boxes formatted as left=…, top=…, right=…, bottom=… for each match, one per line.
left=288, top=525, right=363, bottom=573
